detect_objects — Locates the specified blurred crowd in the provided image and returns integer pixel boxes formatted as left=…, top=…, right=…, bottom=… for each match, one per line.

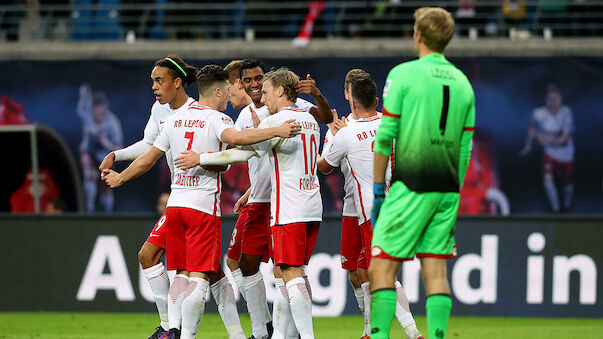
left=1, top=0, right=603, bottom=42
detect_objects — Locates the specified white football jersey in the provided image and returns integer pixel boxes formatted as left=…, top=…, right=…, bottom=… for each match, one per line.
left=321, top=114, right=358, bottom=217
left=154, top=104, right=234, bottom=216
left=323, top=114, right=385, bottom=225
left=143, top=97, right=197, bottom=179
left=532, top=105, right=574, bottom=162
left=251, top=105, right=322, bottom=226
left=235, top=98, right=316, bottom=204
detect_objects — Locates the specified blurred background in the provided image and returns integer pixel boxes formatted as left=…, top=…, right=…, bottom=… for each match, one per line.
left=0, top=0, right=601, bottom=319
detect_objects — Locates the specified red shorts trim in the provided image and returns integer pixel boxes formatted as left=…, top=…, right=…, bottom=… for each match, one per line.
left=272, top=222, right=320, bottom=266
left=164, top=207, right=222, bottom=273
left=226, top=204, right=250, bottom=261
left=359, top=220, right=374, bottom=267
left=416, top=252, right=456, bottom=259
left=146, top=213, right=167, bottom=249
left=542, top=154, right=573, bottom=184
left=241, top=203, right=272, bottom=262
left=370, top=246, right=410, bottom=262
left=340, top=216, right=361, bottom=271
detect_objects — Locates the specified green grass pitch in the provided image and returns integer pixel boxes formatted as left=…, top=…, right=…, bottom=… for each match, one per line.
left=0, top=312, right=602, bottom=338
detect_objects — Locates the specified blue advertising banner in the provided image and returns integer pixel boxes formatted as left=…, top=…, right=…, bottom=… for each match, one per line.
left=0, top=57, right=602, bottom=214
left=1, top=215, right=601, bottom=317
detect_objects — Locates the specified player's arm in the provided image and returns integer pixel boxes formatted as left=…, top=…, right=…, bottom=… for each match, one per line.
left=102, top=147, right=164, bottom=188
left=219, top=119, right=300, bottom=146
left=234, top=187, right=251, bottom=214
left=296, top=74, right=333, bottom=124
left=317, top=127, right=346, bottom=175
left=99, top=140, right=153, bottom=171
left=458, top=99, right=476, bottom=188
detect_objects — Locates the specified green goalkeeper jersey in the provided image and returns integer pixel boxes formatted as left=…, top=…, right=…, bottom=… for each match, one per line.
left=375, top=53, right=475, bottom=193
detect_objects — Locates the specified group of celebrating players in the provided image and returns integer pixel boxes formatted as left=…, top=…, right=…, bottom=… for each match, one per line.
left=99, top=6, right=474, bottom=339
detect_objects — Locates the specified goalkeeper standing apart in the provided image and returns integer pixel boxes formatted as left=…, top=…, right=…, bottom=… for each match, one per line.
left=369, top=7, right=475, bottom=339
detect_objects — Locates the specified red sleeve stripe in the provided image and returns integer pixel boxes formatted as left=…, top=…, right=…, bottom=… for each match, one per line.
left=382, top=107, right=400, bottom=119
left=463, top=127, right=475, bottom=131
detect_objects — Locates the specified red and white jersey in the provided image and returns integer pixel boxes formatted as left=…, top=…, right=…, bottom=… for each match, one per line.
left=154, top=104, right=234, bottom=216
left=322, top=114, right=387, bottom=225
left=321, top=114, right=357, bottom=217
left=143, top=97, right=197, bottom=178
left=532, top=105, right=574, bottom=162
left=235, top=98, right=315, bottom=204
left=250, top=104, right=322, bottom=226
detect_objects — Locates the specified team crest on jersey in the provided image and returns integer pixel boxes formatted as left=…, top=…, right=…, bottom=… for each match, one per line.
left=371, top=246, right=383, bottom=257
left=340, top=255, right=348, bottom=264
left=222, top=116, right=233, bottom=124
left=383, top=79, right=392, bottom=99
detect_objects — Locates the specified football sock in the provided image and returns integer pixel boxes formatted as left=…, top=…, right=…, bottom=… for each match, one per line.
left=303, top=274, right=313, bottom=298
left=395, top=281, right=421, bottom=338
left=563, top=184, right=573, bottom=209
left=426, top=294, right=452, bottom=339
left=168, top=274, right=189, bottom=330
left=544, top=179, right=560, bottom=212
left=271, top=278, right=290, bottom=339
left=143, top=263, right=170, bottom=330
left=370, top=288, right=396, bottom=339
left=231, top=268, right=247, bottom=301
left=285, top=306, right=300, bottom=338
left=83, top=180, right=96, bottom=212
left=243, top=271, right=270, bottom=338
left=181, top=277, right=209, bottom=339
left=361, top=282, right=371, bottom=336
left=286, top=277, right=314, bottom=339
left=211, top=276, right=246, bottom=339
left=99, top=190, right=113, bottom=212
left=353, top=286, right=365, bottom=312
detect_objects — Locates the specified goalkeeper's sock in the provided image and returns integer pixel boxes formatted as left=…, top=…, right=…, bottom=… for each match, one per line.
left=181, top=277, right=209, bottom=339
left=361, top=282, right=371, bottom=337
left=287, top=277, right=314, bottom=338
left=244, top=271, right=270, bottom=338
left=426, top=294, right=452, bottom=339
left=271, top=278, right=291, bottom=339
left=168, top=274, right=189, bottom=330
left=370, top=288, right=396, bottom=339
left=231, top=268, right=247, bottom=301
left=211, top=276, right=246, bottom=339
left=142, top=263, right=170, bottom=331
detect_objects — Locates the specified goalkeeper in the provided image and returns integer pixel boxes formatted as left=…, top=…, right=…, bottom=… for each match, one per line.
left=369, top=7, right=475, bottom=339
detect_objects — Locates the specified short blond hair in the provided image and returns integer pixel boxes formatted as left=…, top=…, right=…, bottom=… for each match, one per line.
left=414, top=7, right=454, bottom=53
left=224, top=60, right=243, bottom=85
left=264, top=67, right=300, bottom=102
left=345, top=69, right=371, bottom=91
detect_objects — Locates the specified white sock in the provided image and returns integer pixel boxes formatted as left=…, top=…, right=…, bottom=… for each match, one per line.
left=143, top=263, right=170, bottom=330
left=303, top=275, right=312, bottom=299
left=361, top=282, right=371, bottom=337
left=394, top=280, right=419, bottom=335
left=243, top=272, right=270, bottom=338
left=544, top=179, right=560, bottom=212
left=211, top=276, right=246, bottom=339
left=83, top=180, right=96, bottom=212
left=168, top=274, right=189, bottom=330
left=563, top=184, right=573, bottom=209
left=231, top=268, right=247, bottom=301
left=286, top=277, right=314, bottom=339
left=181, top=277, right=209, bottom=339
left=271, top=278, right=290, bottom=339
left=353, top=286, right=365, bottom=312
left=100, top=190, right=113, bottom=212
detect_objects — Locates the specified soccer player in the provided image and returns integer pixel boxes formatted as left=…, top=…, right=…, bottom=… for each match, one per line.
left=176, top=67, right=323, bottom=339
left=102, top=65, right=301, bottom=339
left=318, top=77, right=423, bottom=339
left=369, top=7, right=475, bottom=339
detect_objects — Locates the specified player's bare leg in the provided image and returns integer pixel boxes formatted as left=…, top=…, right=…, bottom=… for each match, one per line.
left=281, top=264, right=314, bottom=339
left=168, top=270, right=190, bottom=339
left=368, top=257, right=399, bottom=339
left=239, top=253, right=271, bottom=339
left=209, top=267, right=246, bottom=339
left=139, top=241, right=169, bottom=339
left=420, top=257, right=451, bottom=339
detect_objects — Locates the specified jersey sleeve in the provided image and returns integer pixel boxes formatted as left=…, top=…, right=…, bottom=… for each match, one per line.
left=213, top=113, right=236, bottom=143
left=321, top=129, right=334, bottom=156
left=322, top=128, right=347, bottom=168
left=142, top=105, right=160, bottom=145
left=295, top=98, right=316, bottom=112
left=374, top=69, right=403, bottom=156
left=250, top=117, right=279, bottom=158
left=234, top=108, right=248, bottom=131
left=153, top=118, right=171, bottom=152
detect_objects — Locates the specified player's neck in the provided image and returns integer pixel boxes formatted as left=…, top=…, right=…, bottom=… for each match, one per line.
left=197, top=97, right=220, bottom=111
left=252, top=100, right=264, bottom=109
left=277, top=100, right=296, bottom=112
left=169, top=91, right=189, bottom=110
left=418, top=45, right=440, bottom=59
left=354, top=109, right=376, bottom=119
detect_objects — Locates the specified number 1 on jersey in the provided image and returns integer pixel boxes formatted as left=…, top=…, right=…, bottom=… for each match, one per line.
left=440, top=85, right=450, bottom=135
left=185, top=131, right=194, bottom=150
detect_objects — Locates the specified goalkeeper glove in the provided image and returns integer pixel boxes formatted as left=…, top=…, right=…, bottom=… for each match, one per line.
left=371, top=182, right=385, bottom=226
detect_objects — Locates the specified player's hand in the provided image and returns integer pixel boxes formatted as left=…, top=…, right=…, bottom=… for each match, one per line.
left=295, top=74, right=322, bottom=98
left=371, top=183, right=386, bottom=226
left=99, top=152, right=115, bottom=172
left=175, top=150, right=200, bottom=170
left=102, top=169, right=123, bottom=188
left=233, top=195, right=248, bottom=215
left=327, top=112, right=347, bottom=135
left=275, top=119, right=302, bottom=138
left=250, top=106, right=261, bottom=128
